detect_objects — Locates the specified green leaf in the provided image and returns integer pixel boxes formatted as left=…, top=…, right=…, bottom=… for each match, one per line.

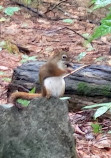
left=91, top=0, right=96, bottom=3
left=21, top=55, right=37, bottom=63
left=17, top=87, right=36, bottom=106
left=87, top=46, right=94, bottom=51
left=60, top=97, right=70, bottom=100
left=95, top=56, right=106, bottom=62
left=17, top=99, right=30, bottom=107
left=0, top=71, right=4, bottom=75
left=76, top=52, right=87, bottom=61
left=0, top=17, right=7, bottom=22
left=89, top=25, right=111, bottom=42
left=82, top=33, right=90, bottom=39
left=2, top=77, right=11, bottom=82
left=91, top=123, right=102, bottom=133
left=86, top=43, right=94, bottom=51
left=89, top=11, right=111, bottom=42
left=92, top=0, right=111, bottom=10
left=0, top=40, right=6, bottom=47
left=83, top=40, right=94, bottom=51
left=4, top=7, right=20, bottom=16
left=21, top=23, right=28, bottom=28
left=29, top=87, right=36, bottom=94
left=108, top=130, right=111, bottom=134
left=0, top=5, right=4, bottom=10
left=94, top=106, right=109, bottom=119
left=63, top=19, right=74, bottom=24
left=83, top=102, right=111, bottom=109
left=24, top=0, right=31, bottom=5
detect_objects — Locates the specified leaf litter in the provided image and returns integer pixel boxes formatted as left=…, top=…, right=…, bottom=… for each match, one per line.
left=0, top=0, right=111, bottom=157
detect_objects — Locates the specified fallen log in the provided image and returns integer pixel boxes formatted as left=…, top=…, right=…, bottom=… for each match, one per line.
left=8, top=61, right=111, bottom=98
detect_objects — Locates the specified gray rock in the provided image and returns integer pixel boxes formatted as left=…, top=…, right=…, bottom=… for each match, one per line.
left=0, top=97, right=77, bottom=158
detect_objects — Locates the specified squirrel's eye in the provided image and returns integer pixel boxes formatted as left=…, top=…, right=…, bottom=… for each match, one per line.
left=62, top=55, right=67, bottom=60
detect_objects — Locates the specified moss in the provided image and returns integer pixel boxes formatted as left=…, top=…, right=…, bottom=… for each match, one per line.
left=77, top=82, right=111, bottom=97
left=77, top=82, right=93, bottom=95
left=101, top=86, right=111, bottom=97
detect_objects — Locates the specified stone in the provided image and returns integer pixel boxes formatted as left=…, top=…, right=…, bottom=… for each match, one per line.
left=0, top=97, right=77, bottom=158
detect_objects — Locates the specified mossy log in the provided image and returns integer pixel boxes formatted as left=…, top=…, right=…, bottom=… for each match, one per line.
left=8, top=61, right=111, bottom=98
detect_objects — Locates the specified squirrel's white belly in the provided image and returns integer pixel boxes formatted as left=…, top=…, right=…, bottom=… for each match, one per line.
left=44, top=76, right=65, bottom=97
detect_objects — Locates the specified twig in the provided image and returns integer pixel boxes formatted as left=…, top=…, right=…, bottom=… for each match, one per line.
left=45, top=0, right=67, bottom=14
left=65, top=27, right=88, bottom=40
left=64, top=65, right=90, bottom=78
left=45, top=27, right=88, bottom=40
left=11, top=1, right=46, bottom=18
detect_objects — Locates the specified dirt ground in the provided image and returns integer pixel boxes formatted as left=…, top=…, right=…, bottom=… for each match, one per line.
left=0, top=0, right=111, bottom=157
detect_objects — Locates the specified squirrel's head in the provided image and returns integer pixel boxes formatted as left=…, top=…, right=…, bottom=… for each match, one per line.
left=50, top=48, right=72, bottom=71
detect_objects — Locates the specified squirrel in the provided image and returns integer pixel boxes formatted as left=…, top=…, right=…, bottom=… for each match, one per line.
left=9, top=48, right=72, bottom=105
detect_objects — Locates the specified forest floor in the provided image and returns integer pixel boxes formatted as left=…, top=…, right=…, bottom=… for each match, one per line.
left=0, top=0, right=111, bottom=157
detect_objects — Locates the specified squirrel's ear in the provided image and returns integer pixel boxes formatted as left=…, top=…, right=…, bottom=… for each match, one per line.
left=52, top=48, right=69, bottom=54
left=49, top=49, right=59, bottom=58
left=62, top=47, right=69, bottom=52
left=53, top=48, right=60, bottom=54
left=52, top=48, right=60, bottom=56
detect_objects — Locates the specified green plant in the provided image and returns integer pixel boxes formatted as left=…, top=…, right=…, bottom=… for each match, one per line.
left=91, top=123, right=102, bottom=133
left=21, top=54, right=37, bottom=63
left=88, top=0, right=111, bottom=42
left=62, top=19, right=74, bottom=24
left=0, top=5, right=4, bottom=10
left=76, top=52, right=87, bottom=61
left=91, top=0, right=111, bottom=10
left=89, top=11, right=111, bottom=42
left=17, top=99, right=30, bottom=107
left=4, top=7, right=20, bottom=16
left=60, top=97, right=70, bottom=100
left=83, top=102, right=111, bottom=119
left=0, top=71, right=5, bottom=75
left=17, top=87, right=36, bottom=107
left=2, top=77, right=11, bottom=82
left=24, top=0, right=32, bottom=5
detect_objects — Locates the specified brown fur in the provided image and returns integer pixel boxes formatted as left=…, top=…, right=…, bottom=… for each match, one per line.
left=9, top=49, right=71, bottom=104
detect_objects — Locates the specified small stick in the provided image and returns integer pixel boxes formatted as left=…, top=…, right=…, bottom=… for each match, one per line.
left=64, top=64, right=90, bottom=78
left=65, top=27, right=88, bottom=40
left=45, top=0, right=66, bottom=14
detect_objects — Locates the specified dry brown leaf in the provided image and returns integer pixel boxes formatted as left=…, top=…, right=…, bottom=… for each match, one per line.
left=94, top=134, right=111, bottom=148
